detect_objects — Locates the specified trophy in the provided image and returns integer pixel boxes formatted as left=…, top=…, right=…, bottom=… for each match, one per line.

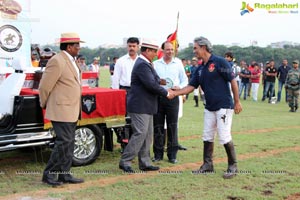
left=165, top=78, right=174, bottom=89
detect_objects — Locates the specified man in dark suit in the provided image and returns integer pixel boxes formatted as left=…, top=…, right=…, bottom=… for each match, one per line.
left=119, top=39, right=173, bottom=172
left=39, top=32, right=84, bottom=186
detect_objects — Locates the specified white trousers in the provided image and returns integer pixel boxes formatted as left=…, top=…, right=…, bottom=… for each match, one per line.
left=203, top=108, right=233, bottom=144
left=251, top=83, right=260, bottom=101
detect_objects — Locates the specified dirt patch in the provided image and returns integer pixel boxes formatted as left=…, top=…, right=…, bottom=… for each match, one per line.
left=233, top=126, right=300, bottom=135
left=241, top=185, right=253, bottom=191
left=1, top=146, right=300, bottom=200
left=262, top=190, right=273, bottom=196
left=170, top=193, right=186, bottom=200
left=264, top=181, right=280, bottom=189
left=285, top=193, right=300, bottom=200
left=227, top=196, right=245, bottom=200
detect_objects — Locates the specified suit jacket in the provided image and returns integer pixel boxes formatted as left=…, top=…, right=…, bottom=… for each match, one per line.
left=127, top=56, right=168, bottom=114
left=39, top=51, right=81, bottom=122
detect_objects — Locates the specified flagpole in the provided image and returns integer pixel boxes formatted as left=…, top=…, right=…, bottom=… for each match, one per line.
left=175, top=11, right=179, bottom=56
left=176, top=12, right=179, bottom=31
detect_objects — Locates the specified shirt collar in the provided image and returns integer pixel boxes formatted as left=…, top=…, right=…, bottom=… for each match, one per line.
left=139, top=54, right=152, bottom=64
left=63, top=51, right=75, bottom=62
left=158, top=57, right=177, bottom=65
left=125, top=53, right=138, bottom=60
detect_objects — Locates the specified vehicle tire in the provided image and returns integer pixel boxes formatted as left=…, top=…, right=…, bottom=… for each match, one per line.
left=72, top=124, right=103, bottom=166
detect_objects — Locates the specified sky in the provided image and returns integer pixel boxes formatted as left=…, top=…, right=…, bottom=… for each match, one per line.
left=30, top=0, right=300, bottom=48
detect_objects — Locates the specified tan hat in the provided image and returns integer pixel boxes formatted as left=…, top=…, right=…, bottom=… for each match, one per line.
left=192, top=57, right=197, bottom=61
left=292, top=59, right=299, bottom=64
left=141, top=38, right=159, bottom=50
left=60, top=32, right=85, bottom=43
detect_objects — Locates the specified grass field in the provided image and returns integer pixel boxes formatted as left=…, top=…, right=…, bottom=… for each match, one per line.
left=0, top=67, right=299, bottom=200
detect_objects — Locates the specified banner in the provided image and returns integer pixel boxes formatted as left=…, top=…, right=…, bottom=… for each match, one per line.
left=0, top=0, right=31, bottom=71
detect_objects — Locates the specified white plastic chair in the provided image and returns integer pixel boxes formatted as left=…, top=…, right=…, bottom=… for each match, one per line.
left=0, top=57, right=27, bottom=116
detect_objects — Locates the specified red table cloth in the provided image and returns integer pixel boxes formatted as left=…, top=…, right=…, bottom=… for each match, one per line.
left=20, top=87, right=126, bottom=129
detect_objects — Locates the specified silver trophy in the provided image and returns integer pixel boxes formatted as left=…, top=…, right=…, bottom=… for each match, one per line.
left=165, top=78, right=174, bottom=89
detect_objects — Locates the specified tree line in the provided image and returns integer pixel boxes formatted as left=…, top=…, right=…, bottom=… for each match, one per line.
left=43, top=44, right=300, bottom=66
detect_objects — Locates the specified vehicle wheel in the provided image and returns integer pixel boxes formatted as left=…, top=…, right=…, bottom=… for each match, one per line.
left=72, top=125, right=103, bottom=166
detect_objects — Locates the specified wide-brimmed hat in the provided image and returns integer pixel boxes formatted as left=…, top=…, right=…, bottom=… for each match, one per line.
left=141, top=38, right=159, bottom=50
left=40, top=47, right=55, bottom=57
left=60, top=32, right=85, bottom=43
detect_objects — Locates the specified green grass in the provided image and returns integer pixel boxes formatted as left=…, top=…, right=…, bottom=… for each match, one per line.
left=0, top=67, right=299, bottom=199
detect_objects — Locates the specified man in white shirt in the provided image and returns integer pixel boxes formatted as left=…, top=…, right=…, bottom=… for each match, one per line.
left=89, top=57, right=100, bottom=72
left=152, top=41, right=188, bottom=164
left=111, top=37, right=139, bottom=151
left=111, top=37, right=140, bottom=92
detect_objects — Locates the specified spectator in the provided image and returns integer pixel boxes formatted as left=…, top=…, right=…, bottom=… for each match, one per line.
left=31, top=50, right=39, bottom=67
left=285, top=60, right=300, bottom=112
left=111, top=37, right=139, bottom=151
left=190, top=57, right=200, bottom=107
left=89, top=57, right=100, bottom=72
left=109, top=56, right=118, bottom=87
left=39, top=47, right=56, bottom=68
left=250, top=63, right=261, bottom=101
left=239, top=63, right=251, bottom=100
left=111, top=37, right=139, bottom=92
left=262, top=60, right=277, bottom=103
left=277, top=59, right=291, bottom=103
left=248, top=61, right=256, bottom=97
left=76, top=54, right=88, bottom=71
left=262, top=61, right=270, bottom=98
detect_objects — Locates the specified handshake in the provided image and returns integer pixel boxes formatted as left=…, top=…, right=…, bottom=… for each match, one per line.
left=160, top=78, right=180, bottom=99
left=167, top=88, right=179, bottom=99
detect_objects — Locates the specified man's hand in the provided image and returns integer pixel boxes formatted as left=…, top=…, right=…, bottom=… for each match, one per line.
left=160, top=79, right=166, bottom=85
left=234, top=101, right=242, bottom=114
left=171, top=86, right=180, bottom=90
left=167, top=89, right=176, bottom=99
left=182, top=95, right=186, bottom=103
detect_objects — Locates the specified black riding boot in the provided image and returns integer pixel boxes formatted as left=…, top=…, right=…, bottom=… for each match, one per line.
left=194, top=96, right=199, bottom=107
left=223, top=141, right=238, bottom=179
left=194, top=141, right=214, bottom=173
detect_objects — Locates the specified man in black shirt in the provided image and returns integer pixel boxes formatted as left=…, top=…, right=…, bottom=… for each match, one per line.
left=277, top=59, right=291, bottom=102
left=262, top=60, right=277, bottom=103
left=239, top=64, right=251, bottom=100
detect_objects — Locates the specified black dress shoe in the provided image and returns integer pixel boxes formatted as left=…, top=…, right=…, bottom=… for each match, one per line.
left=119, top=165, right=134, bottom=173
left=42, top=176, right=63, bottom=186
left=152, top=158, right=162, bottom=162
left=178, top=144, right=188, bottom=151
left=59, top=176, right=84, bottom=184
left=168, top=159, right=178, bottom=164
left=140, top=165, right=160, bottom=171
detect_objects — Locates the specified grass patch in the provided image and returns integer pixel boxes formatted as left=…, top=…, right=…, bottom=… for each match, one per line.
left=0, top=68, right=299, bottom=199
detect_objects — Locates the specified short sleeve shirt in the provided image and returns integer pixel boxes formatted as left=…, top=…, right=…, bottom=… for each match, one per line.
left=189, top=54, right=234, bottom=111
left=266, top=67, right=277, bottom=82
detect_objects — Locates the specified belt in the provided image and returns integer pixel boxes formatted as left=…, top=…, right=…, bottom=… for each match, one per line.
left=290, top=83, right=299, bottom=86
left=119, top=85, right=131, bottom=89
